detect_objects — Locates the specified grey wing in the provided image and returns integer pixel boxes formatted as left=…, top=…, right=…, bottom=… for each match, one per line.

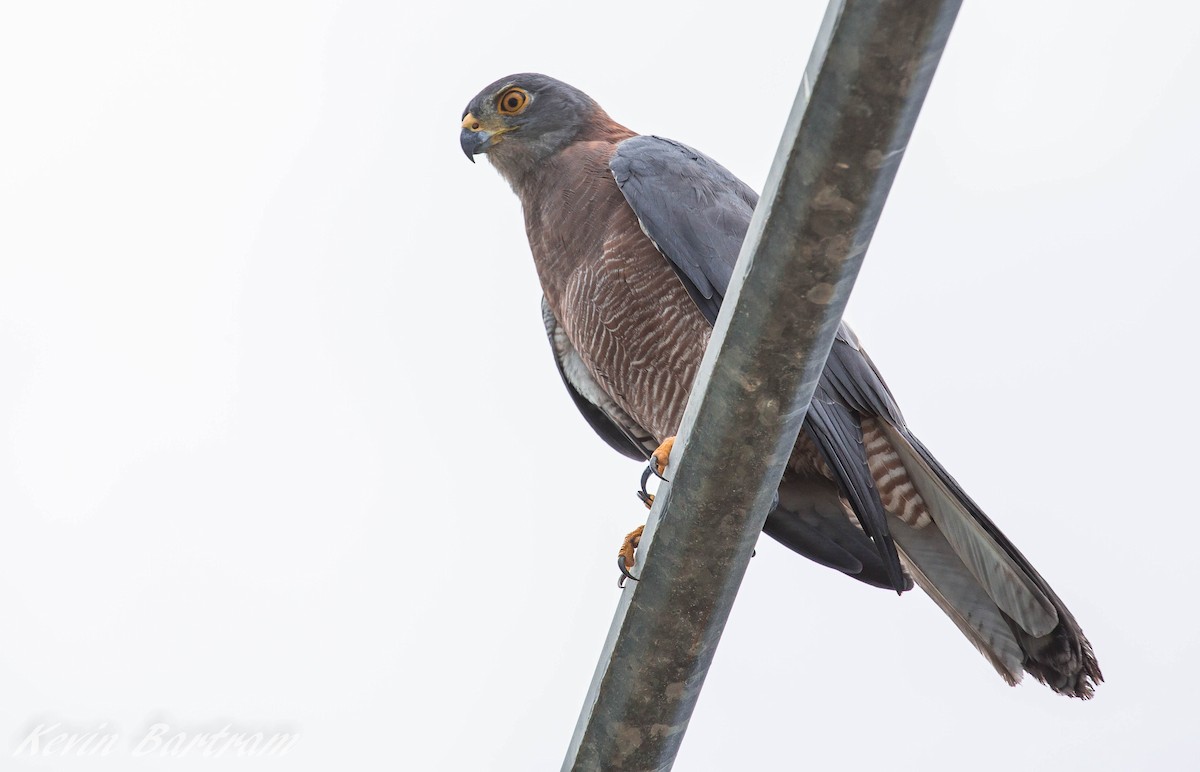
left=609, top=135, right=757, bottom=324
left=803, top=324, right=910, bottom=590
left=765, top=475, right=911, bottom=591
left=610, top=135, right=905, bottom=589
left=542, top=296, right=657, bottom=462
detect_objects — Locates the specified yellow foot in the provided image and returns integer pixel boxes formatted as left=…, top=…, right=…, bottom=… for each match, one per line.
left=652, top=436, right=675, bottom=477
left=617, top=524, right=645, bottom=587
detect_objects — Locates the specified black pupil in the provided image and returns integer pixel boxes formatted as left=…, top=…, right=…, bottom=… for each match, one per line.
left=506, top=94, right=520, bottom=110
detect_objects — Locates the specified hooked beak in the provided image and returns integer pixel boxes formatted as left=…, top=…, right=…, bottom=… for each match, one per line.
left=460, top=112, right=510, bottom=162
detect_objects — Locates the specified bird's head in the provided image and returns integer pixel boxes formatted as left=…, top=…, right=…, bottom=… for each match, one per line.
left=460, top=74, right=623, bottom=184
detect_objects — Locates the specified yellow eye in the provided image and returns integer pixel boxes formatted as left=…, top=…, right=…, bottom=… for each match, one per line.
left=497, top=88, right=530, bottom=116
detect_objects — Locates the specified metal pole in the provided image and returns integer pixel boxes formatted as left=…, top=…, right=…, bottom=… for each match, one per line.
left=563, top=1, right=962, bottom=769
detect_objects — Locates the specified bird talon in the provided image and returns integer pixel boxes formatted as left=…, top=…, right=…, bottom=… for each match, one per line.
left=639, top=465, right=657, bottom=503
left=617, top=524, right=645, bottom=587
left=617, top=556, right=639, bottom=587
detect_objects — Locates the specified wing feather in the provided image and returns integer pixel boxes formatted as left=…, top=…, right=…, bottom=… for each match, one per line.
left=609, top=135, right=756, bottom=324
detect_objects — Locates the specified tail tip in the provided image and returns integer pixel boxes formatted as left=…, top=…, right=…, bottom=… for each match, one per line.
left=1026, top=645, right=1104, bottom=699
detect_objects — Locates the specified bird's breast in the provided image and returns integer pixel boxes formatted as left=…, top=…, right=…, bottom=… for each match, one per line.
left=524, top=147, right=712, bottom=441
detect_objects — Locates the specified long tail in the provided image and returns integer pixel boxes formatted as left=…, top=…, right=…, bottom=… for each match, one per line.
left=872, top=420, right=1103, bottom=698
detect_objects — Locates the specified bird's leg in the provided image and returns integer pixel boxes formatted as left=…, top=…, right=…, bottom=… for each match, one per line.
left=621, top=439, right=677, bottom=586
left=617, top=525, right=645, bottom=588
left=638, top=436, right=676, bottom=501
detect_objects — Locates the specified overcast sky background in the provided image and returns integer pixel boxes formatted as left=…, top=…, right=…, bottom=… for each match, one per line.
left=2, top=1, right=1198, bottom=770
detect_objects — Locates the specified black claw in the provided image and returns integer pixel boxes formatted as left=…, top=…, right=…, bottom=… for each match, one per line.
left=639, top=464, right=654, bottom=499
left=617, top=556, right=640, bottom=587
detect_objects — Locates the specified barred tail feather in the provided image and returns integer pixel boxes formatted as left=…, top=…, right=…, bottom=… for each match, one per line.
left=878, top=424, right=1103, bottom=698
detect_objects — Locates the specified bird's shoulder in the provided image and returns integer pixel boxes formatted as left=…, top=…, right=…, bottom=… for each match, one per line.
left=605, top=135, right=758, bottom=323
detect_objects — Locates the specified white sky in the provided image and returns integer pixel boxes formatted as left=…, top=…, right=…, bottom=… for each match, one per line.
left=2, top=1, right=1198, bottom=770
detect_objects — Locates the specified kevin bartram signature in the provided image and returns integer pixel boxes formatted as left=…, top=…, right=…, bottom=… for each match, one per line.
left=13, top=720, right=299, bottom=758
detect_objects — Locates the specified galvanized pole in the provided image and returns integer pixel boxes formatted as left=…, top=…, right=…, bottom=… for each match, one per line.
left=563, top=0, right=962, bottom=769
